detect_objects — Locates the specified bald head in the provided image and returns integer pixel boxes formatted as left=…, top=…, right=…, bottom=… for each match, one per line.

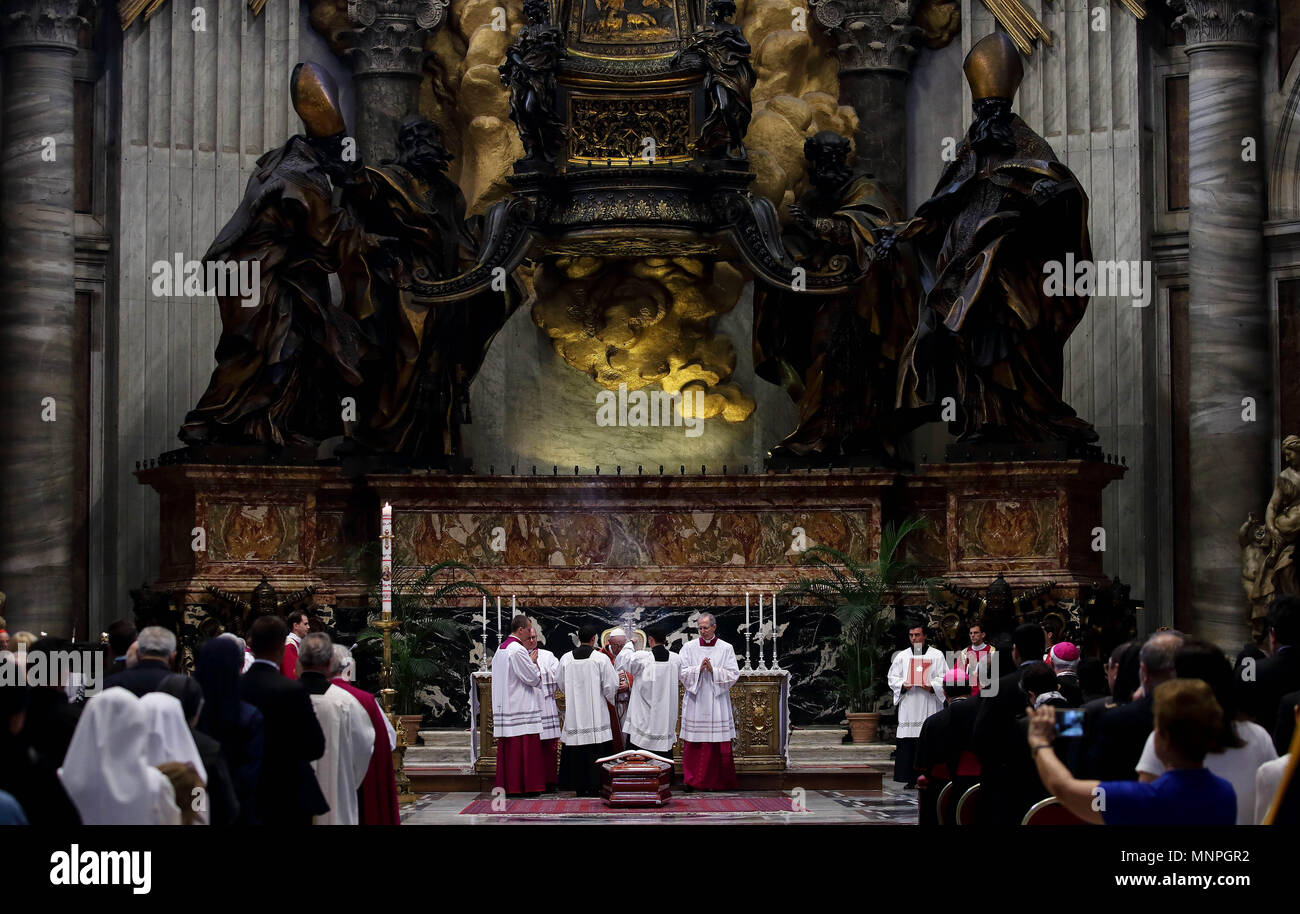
left=1140, top=631, right=1184, bottom=692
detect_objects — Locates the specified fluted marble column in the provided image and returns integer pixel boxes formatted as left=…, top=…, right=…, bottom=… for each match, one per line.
left=812, top=0, right=924, bottom=199
left=0, top=0, right=90, bottom=636
left=1172, top=0, right=1272, bottom=644
left=339, top=0, right=448, bottom=162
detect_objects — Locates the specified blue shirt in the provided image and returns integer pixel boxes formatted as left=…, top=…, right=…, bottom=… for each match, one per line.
left=1100, top=768, right=1236, bottom=825
left=0, top=790, right=28, bottom=825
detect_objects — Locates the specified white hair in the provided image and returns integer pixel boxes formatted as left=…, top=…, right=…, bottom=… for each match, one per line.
left=697, top=612, right=716, bottom=627
left=137, top=626, right=177, bottom=659
left=299, top=632, right=334, bottom=669
left=330, top=644, right=351, bottom=678
left=217, top=631, right=246, bottom=652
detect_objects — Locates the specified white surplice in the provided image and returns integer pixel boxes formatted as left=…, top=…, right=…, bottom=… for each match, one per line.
left=310, top=684, right=375, bottom=825
left=535, top=648, right=562, bottom=740
left=887, top=646, right=948, bottom=739
left=679, top=638, right=739, bottom=743
left=557, top=650, right=618, bottom=746
left=491, top=637, right=542, bottom=737
left=626, top=649, right=682, bottom=752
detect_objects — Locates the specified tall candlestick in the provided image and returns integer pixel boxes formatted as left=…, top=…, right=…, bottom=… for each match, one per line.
left=757, top=594, right=767, bottom=670
left=497, top=596, right=502, bottom=645
left=380, top=503, right=393, bottom=618
left=744, top=592, right=752, bottom=670
left=482, top=596, right=488, bottom=667
left=771, top=592, right=780, bottom=670
left=512, top=594, right=517, bottom=615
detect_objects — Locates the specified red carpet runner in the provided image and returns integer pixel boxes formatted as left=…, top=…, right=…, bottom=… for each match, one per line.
left=460, top=795, right=799, bottom=815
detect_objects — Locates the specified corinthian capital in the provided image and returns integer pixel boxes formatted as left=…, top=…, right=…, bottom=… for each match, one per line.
left=811, top=0, right=925, bottom=74
left=3, top=0, right=91, bottom=51
left=340, top=0, right=449, bottom=77
left=1168, top=0, right=1271, bottom=47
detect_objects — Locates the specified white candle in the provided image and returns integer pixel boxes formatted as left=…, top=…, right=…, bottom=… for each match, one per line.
left=757, top=594, right=765, bottom=669
left=512, top=594, right=517, bottom=614
left=745, top=592, right=751, bottom=668
left=381, top=503, right=393, bottom=618
left=482, top=595, right=487, bottom=654
left=771, top=592, right=779, bottom=669
left=497, top=596, right=502, bottom=641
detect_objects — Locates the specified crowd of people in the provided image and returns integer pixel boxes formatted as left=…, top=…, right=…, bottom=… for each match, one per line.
left=0, top=615, right=399, bottom=826
left=904, top=596, right=1300, bottom=825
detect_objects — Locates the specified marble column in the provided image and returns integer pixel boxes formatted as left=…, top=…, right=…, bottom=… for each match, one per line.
left=812, top=0, right=924, bottom=199
left=1171, top=0, right=1272, bottom=645
left=339, top=0, right=448, bottom=163
left=0, top=0, right=90, bottom=636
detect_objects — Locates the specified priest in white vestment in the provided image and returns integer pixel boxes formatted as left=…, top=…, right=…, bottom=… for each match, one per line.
left=492, top=615, right=547, bottom=795
left=298, top=633, right=375, bottom=825
left=557, top=624, right=619, bottom=796
left=525, top=620, right=562, bottom=790
left=679, top=612, right=740, bottom=790
left=887, top=621, right=948, bottom=787
left=601, top=628, right=636, bottom=741
left=626, top=626, right=681, bottom=761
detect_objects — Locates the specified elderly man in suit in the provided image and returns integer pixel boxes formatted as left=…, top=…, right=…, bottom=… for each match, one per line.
left=104, top=626, right=177, bottom=697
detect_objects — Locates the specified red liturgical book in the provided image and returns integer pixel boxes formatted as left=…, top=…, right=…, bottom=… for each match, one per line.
left=906, top=657, right=931, bottom=687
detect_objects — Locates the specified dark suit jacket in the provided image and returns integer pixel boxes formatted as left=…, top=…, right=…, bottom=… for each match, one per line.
left=1273, top=687, right=1300, bottom=755
left=1087, top=693, right=1153, bottom=781
left=193, top=729, right=241, bottom=826
left=972, top=667, right=1031, bottom=825
left=239, top=661, right=328, bottom=823
left=1250, top=647, right=1300, bottom=738
left=104, top=659, right=174, bottom=697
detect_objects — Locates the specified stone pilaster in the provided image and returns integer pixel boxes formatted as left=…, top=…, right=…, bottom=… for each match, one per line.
left=811, top=0, right=924, bottom=199
left=0, top=0, right=90, bottom=636
left=338, top=0, right=448, bottom=162
left=1169, top=0, right=1272, bottom=644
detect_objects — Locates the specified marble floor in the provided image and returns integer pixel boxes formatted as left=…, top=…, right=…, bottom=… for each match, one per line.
left=399, top=781, right=917, bottom=825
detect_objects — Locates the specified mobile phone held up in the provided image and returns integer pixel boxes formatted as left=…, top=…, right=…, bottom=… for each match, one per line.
left=1054, top=707, right=1084, bottom=738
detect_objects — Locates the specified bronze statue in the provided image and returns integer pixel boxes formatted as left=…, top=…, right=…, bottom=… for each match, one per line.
left=754, top=131, right=922, bottom=462
left=671, top=0, right=754, bottom=161
left=1242, top=435, right=1300, bottom=640
left=179, top=63, right=373, bottom=449
left=500, top=0, right=569, bottom=171
left=350, top=117, right=517, bottom=460
left=884, top=32, right=1097, bottom=446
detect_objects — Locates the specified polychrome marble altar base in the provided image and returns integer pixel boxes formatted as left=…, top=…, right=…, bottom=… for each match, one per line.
left=135, top=460, right=1124, bottom=608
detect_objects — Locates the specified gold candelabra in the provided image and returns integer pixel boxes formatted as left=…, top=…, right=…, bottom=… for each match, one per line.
left=373, top=613, right=417, bottom=804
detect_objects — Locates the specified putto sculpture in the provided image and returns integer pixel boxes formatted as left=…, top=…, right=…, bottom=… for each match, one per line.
left=1242, top=435, right=1300, bottom=640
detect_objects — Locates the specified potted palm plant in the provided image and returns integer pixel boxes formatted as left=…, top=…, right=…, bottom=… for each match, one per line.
left=352, top=555, right=488, bottom=744
left=783, top=517, right=930, bottom=743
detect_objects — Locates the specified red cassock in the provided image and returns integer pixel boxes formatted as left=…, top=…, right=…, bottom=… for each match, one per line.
left=682, top=741, right=738, bottom=790
left=281, top=639, right=300, bottom=679
left=331, top=678, right=401, bottom=825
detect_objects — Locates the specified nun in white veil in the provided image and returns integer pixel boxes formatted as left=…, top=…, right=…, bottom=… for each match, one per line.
left=139, top=692, right=209, bottom=824
left=58, top=687, right=181, bottom=825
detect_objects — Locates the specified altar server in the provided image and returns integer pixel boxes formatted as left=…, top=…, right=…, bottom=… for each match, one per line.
left=558, top=625, right=619, bottom=796
left=679, top=612, right=740, bottom=790
left=281, top=610, right=310, bottom=679
left=626, top=626, right=681, bottom=758
left=957, top=622, right=995, bottom=697
left=299, top=634, right=374, bottom=825
left=525, top=620, right=562, bottom=790
left=492, top=615, right=547, bottom=796
left=888, top=621, right=948, bottom=787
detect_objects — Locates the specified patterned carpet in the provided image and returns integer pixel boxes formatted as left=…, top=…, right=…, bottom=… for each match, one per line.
left=459, top=794, right=802, bottom=816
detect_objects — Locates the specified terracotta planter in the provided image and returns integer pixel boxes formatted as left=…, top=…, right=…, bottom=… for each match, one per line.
left=398, top=715, right=423, bottom=747
left=846, top=712, right=880, bottom=743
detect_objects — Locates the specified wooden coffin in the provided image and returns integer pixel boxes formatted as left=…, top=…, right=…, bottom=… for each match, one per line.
left=599, top=751, right=673, bottom=807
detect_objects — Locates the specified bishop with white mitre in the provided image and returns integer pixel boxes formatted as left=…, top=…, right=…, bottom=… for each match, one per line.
left=678, top=612, right=739, bottom=790
left=492, top=615, right=547, bottom=796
